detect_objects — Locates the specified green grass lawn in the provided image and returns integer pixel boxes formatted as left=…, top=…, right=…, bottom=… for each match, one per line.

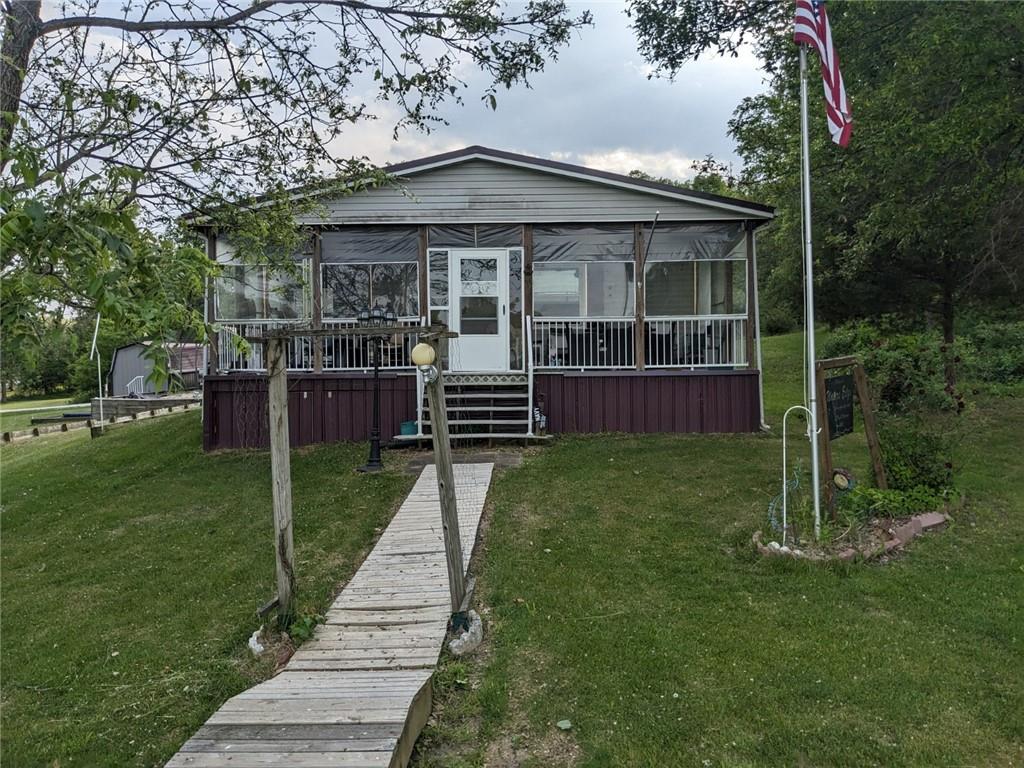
left=412, top=333, right=1024, bottom=767
left=2, top=334, right=1021, bottom=767
left=0, top=395, right=77, bottom=433
left=0, top=414, right=414, bottom=766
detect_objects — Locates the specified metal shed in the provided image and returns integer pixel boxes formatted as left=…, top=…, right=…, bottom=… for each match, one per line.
left=109, top=342, right=203, bottom=396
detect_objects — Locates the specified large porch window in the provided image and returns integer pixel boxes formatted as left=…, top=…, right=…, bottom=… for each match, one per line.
left=644, top=223, right=748, bottom=368
left=318, top=227, right=421, bottom=370
left=215, top=264, right=310, bottom=321
left=532, top=225, right=636, bottom=368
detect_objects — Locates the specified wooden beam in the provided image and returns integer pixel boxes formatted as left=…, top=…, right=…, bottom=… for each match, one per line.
left=311, top=230, right=323, bottom=374
left=522, top=224, right=533, bottom=320
left=422, top=341, right=466, bottom=614
left=853, top=363, right=888, bottom=490
left=205, top=231, right=219, bottom=375
left=634, top=223, right=646, bottom=371
left=267, top=337, right=297, bottom=627
left=745, top=225, right=756, bottom=369
left=815, top=361, right=836, bottom=514
left=418, top=225, right=429, bottom=321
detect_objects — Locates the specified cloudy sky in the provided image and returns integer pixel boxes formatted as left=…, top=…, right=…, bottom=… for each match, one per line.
left=339, top=2, right=769, bottom=181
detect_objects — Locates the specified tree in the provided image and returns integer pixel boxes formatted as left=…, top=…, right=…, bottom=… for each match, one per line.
left=628, top=1, right=1024, bottom=383
left=1, top=0, right=590, bottom=361
left=628, top=154, right=742, bottom=197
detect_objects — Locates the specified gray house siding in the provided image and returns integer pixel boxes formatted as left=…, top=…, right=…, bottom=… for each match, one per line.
left=299, top=160, right=758, bottom=225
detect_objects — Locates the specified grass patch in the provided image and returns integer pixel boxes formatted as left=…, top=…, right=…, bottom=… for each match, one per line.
left=0, top=396, right=77, bottom=432
left=413, top=333, right=1024, bottom=767
left=0, top=413, right=414, bottom=766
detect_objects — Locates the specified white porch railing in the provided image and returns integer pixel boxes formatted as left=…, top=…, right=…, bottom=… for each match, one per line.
left=321, top=318, right=421, bottom=371
left=532, top=318, right=635, bottom=369
left=215, top=319, right=423, bottom=373
left=216, top=322, right=315, bottom=372
left=645, top=316, right=748, bottom=368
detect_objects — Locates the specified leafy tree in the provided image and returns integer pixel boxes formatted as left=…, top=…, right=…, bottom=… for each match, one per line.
left=1, top=0, right=590, bottom=370
left=629, top=1, right=1024, bottom=385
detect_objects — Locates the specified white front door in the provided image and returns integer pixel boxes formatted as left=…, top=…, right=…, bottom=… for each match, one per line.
left=448, top=249, right=509, bottom=372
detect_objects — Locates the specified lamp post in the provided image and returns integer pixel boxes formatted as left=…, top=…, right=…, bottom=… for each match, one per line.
left=357, top=306, right=396, bottom=473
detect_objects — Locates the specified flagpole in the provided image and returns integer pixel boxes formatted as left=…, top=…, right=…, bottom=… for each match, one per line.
left=799, top=43, right=822, bottom=540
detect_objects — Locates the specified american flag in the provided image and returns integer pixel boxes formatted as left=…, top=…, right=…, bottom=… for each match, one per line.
left=794, top=0, right=852, bottom=147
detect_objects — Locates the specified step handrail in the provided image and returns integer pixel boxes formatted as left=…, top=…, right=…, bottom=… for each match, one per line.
left=125, top=375, right=145, bottom=396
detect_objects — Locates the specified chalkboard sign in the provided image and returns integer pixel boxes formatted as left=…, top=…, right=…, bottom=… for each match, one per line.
left=825, top=373, right=855, bottom=439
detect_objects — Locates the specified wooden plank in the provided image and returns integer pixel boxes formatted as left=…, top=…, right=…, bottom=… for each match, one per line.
left=181, top=739, right=398, bottom=753
left=167, top=751, right=394, bottom=766
left=193, top=723, right=404, bottom=742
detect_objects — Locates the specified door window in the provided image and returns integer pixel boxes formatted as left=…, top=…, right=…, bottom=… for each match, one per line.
left=458, top=256, right=499, bottom=334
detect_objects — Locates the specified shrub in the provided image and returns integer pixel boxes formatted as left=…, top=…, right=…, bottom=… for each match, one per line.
left=879, top=415, right=959, bottom=492
left=963, top=320, right=1024, bottom=383
left=821, top=321, right=968, bottom=412
left=761, top=304, right=798, bottom=335
left=836, top=484, right=947, bottom=521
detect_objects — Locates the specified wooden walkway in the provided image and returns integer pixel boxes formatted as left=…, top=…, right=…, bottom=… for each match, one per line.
left=168, top=462, right=493, bottom=768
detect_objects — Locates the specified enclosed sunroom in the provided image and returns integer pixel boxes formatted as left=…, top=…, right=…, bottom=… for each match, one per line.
left=200, top=146, right=773, bottom=450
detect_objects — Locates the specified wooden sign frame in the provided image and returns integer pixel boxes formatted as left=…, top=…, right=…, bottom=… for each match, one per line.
left=815, top=356, right=887, bottom=516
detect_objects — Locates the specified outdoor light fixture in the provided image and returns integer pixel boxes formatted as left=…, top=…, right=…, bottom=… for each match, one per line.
left=411, top=342, right=438, bottom=383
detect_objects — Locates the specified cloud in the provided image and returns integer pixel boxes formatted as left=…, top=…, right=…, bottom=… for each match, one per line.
left=338, top=3, right=766, bottom=174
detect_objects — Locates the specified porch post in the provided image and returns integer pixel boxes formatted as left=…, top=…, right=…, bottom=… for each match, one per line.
left=312, top=229, right=323, bottom=373
left=745, top=223, right=757, bottom=369
left=634, top=223, right=646, bottom=370
left=751, top=226, right=768, bottom=428
left=523, top=224, right=534, bottom=319
left=418, top=225, right=429, bottom=321
left=205, top=230, right=219, bottom=375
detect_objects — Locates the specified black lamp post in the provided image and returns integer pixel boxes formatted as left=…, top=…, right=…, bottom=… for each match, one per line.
left=357, top=306, right=396, bottom=473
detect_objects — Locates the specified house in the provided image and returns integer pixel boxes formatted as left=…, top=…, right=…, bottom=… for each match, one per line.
left=109, top=341, right=203, bottom=396
left=200, top=146, right=773, bottom=450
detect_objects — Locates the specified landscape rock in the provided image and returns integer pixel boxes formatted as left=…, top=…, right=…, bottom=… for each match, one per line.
left=917, top=511, right=948, bottom=530
left=448, top=610, right=483, bottom=656
left=247, top=627, right=265, bottom=656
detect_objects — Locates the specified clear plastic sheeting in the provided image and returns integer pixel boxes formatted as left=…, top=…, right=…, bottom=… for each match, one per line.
left=533, top=224, right=634, bottom=262
left=215, top=263, right=309, bottom=321
left=644, top=223, right=746, bottom=262
left=427, top=224, right=522, bottom=248
left=320, top=226, right=419, bottom=263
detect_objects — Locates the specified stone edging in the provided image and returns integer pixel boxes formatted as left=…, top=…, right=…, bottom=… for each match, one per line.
left=753, top=511, right=950, bottom=563
left=2, top=402, right=197, bottom=444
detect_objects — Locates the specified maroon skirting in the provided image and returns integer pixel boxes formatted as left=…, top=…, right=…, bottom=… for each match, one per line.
left=202, top=369, right=760, bottom=451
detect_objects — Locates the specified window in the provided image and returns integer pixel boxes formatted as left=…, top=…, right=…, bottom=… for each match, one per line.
left=534, top=264, right=582, bottom=317
left=215, top=264, right=309, bottom=320
left=322, top=262, right=419, bottom=319
left=534, top=262, right=634, bottom=318
left=644, top=260, right=746, bottom=316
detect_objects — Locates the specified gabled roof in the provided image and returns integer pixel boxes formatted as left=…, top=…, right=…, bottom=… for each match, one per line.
left=382, top=145, right=774, bottom=219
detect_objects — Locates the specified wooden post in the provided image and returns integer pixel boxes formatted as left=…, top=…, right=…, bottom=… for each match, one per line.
left=745, top=225, right=757, bottom=368
left=206, top=231, right=220, bottom=375
left=634, top=223, right=646, bottom=370
left=312, top=230, right=324, bottom=374
left=853, top=363, right=888, bottom=490
left=815, top=362, right=836, bottom=513
left=267, top=337, right=297, bottom=627
left=423, top=338, right=466, bottom=614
